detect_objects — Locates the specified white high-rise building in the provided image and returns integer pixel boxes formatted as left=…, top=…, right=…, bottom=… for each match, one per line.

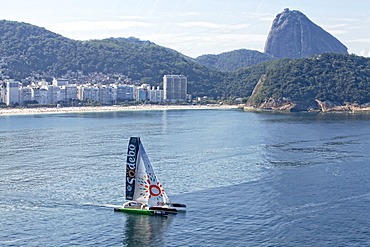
left=78, top=86, right=100, bottom=102
left=63, top=85, right=78, bottom=101
left=4, top=79, right=20, bottom=105
left=47, top=85, right=62, bottom=104
left=32, top=87, right=48, bottom=104
left=163, top=75, right=187, bottom=102
left=19, top=87, right=32, bottom=105
left=148, top=86, right=163, bottom=103
left=116, top=85, right=134, bottom=100
left=99, top=86, right=116, bottom=105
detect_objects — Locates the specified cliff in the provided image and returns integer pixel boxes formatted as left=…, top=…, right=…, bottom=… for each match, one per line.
left=264, top=8, right=348, bottom=59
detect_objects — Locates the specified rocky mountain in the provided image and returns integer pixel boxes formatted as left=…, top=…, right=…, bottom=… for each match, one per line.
left=264, top=8, right=348, bottom=59
left=195, top=49, right=276, bottom=71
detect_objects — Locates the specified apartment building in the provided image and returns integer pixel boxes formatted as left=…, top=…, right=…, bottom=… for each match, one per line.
left=147, top=86, right=163, bottom=103
left=3, top=79, right=20, bottom=105
left=19, top=87, right=32, bottom=105
left=116, top=85, right=135, bottom=100
left=163, top=75, right=187, bottom=102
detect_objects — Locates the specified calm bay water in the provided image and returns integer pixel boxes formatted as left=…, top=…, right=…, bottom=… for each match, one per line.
left=1, top=109, right=370, bottom=246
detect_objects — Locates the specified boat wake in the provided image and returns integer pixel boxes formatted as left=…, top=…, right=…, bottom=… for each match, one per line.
left=77, top=202, right=122, bottom=209
left=100, top=204, right=122, bottom=208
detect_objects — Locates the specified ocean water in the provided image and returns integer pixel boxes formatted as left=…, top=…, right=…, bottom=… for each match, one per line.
left=1, top=109, right=370, bottom=246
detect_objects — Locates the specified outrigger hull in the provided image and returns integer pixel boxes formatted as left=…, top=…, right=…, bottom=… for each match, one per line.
left=114, top=207, right=167, bottom=216
left=149, top=206, right=178, bottom=214
left=171, top=203, right=187, bottom=212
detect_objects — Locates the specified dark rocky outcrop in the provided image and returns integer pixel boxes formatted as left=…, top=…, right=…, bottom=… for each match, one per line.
left=264, top=8, right=348, bottom=59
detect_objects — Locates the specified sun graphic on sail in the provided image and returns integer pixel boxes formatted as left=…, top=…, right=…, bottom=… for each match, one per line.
left=137, top=174, right=165, bottom=200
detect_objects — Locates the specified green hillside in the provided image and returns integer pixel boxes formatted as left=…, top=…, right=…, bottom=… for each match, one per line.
left=196, top=49, right=277, bottom=71
left=248, top=53, right=370, bottom=108
left=216, top=58, right=290, bottom=99
left=0, top=20, right=226, bottom=97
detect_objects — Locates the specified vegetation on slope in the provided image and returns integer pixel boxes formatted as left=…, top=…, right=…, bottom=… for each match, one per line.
left=196, top=49, right=277, bottom=71
left=216, top=58, right=290, bottom=99
left=0, top=21, right=229, bottom=97
left=249, top=53, right=370, bottom=106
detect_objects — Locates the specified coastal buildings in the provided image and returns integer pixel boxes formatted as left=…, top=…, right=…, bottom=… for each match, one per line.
left=52, top=78, right=69, bottom=86
left=0, top=74, right=188, bottom=106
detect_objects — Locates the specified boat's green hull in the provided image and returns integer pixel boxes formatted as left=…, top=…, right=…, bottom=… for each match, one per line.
left=114, top=207, right=165, bottom=215
left=114, top=207, right=155, bottom=215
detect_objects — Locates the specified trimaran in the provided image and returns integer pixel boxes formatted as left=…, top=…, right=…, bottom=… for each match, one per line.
left=114, top=137, right=186, bottom=215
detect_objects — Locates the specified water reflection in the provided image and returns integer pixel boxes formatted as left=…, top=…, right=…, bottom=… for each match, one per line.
left=254, top=111, right=370, bottom=123
left=252, top=112, right=370, bottom=168
left=122, top=214, right=172, bottom=247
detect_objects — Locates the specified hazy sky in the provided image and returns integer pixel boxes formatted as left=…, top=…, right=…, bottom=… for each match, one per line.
left=1, top=0, right=369, bottom=58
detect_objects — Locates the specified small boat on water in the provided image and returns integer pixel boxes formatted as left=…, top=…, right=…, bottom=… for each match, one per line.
left=114, top=137, right=186, bottom=215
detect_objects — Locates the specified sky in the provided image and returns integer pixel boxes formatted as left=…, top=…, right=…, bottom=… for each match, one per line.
left=1, top=0, right=369, bottom=58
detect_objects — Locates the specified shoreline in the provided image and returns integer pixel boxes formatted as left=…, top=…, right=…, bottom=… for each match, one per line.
left=244, top=106, right=370, bottom=113
left=0, top=104, right=240, bottom=116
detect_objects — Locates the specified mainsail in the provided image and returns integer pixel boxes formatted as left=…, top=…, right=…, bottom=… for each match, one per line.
left=125, top=137, right=170, bottom=206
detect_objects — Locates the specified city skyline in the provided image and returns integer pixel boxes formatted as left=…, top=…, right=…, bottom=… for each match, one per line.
left=0, top=0, right=369, bottom=58
left=1, top=75, right=189, bottom=106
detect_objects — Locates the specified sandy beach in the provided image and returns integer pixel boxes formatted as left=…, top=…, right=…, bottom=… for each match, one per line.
left=0, top=104, right=240, bottom=116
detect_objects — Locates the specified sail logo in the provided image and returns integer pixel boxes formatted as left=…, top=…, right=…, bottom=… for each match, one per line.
left=126, top=139, right=139, bottom=200
left=137, top=174, right=166, bottom=200
left=149, top=185, right=161, bottom=196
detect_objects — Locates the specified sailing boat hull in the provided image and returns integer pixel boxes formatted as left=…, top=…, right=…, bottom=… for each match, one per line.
left=114, top=207, right=168, bottom=216
left=172, top=203, right=187, bottom=212
left=149, top=206, right=178, bottom=213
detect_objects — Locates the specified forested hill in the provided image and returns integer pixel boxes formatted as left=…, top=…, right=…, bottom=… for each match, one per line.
left=196, top=49, right=277, bottom=71
left=0, top=20, right=228, bottom=97
left=247, top=53, right=370, bottom=111
left=0, top=20, right=207, bottom=82
left=217, top=58, right=290, bottom=98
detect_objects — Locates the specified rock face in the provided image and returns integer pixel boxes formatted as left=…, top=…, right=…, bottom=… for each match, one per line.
left=264, top=8, right=348, bottom=59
